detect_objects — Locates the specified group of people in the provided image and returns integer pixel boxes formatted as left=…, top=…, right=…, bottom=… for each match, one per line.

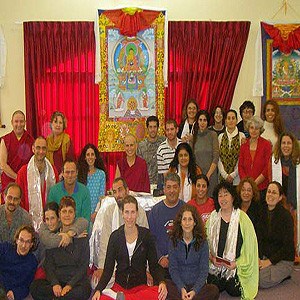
left=0, top=97, right=298, bottom=300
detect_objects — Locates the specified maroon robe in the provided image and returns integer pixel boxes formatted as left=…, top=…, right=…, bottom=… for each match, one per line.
left=1, top=130, right=34, bottom=191
left=117, top=156, right=150, bottom=193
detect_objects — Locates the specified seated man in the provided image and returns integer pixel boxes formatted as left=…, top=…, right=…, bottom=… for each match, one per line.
left=16, top=136, right=58, bottom=231
left=148, top=173, right=184, bottom=276
left=0, top=224, right=38, bottom=300
left=0, top=183, right=32, bottom=243
left=137, top=116, right=165, bottom=186
left=115, top=134, right=150, bottom=193
left=47, top=160, right=91, bottom=222
left=91, top=177, right=149, bottom=283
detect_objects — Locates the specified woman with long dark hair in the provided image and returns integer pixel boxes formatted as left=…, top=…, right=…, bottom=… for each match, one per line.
left=169, top=142, right=201, bottom=202
left=167, top=204, right=219, bottom=300
left=78, top=144, right=106, bottom=222
left=193, top=110, right=219, bottom=196
left=261, top=100, right=285, bottom=149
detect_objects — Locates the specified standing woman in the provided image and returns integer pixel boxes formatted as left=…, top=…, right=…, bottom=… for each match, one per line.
left=193, top=110, right=219, bottom=196
left=178, top=99, right=199, bottom=143
left=261, top=100, right=285, bottom=149
left=78, top=144, right=106, bottom=222
left=208, top=106, right=225, bottom=136
left=92, top=195, right=167, bottom=300
left=272, top=132, right=300, bottom=256
left=167, top=205, right=219, bottom=300
left=206, top=182, right=258, bottom=299
left=238, top=116, right=272, bottom=198
left=46, top=111, right=75, bottom=175
left=258, top=181, right=294, bottom=289
left=218, top=110, right=245, bottom=185
left=169, top=142, right=201, bottom=202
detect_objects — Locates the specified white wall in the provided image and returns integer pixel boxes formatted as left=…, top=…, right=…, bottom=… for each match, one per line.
left=0, top=0, right=299, bottom=135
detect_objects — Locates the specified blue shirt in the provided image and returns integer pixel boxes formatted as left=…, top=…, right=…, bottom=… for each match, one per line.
left=0, top=242, right=37, bottom=300
left=148, top=200, right=184, bottom=259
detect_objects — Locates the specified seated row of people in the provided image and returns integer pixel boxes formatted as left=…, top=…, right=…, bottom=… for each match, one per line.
left=0, top=173, right=295, bottom=300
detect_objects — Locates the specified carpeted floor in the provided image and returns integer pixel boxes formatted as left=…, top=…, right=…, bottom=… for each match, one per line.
left=220, top=265, right=300, bottom=299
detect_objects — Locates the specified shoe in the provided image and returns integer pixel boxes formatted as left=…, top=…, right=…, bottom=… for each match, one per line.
left=116, top=291, right=125, bottom=300
left=281, top=275, right=291, bottom=283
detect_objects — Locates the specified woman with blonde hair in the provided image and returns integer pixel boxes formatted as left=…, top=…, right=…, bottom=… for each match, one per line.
left=46, top=111, right=75, bottom=174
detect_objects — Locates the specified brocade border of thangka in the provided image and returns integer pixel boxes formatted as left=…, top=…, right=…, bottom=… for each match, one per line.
left=97, top=9, right=165, bottom=152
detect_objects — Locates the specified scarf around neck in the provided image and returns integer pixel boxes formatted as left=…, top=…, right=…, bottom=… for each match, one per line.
left=208, top=208, right=240, bottom=279
left=46, top=132, right=70, bottom=165
left=27, top=156, right=56, bottom=231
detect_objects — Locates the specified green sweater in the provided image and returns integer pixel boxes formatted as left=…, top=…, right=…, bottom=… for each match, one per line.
left=48, top=181, right=91, bottom=222
left=207, top=210, right=259, bottom=300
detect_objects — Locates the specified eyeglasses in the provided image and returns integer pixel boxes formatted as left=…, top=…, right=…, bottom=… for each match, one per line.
left=6, top=195, right=20, bottom=202
left=17, top=238, right=32, bottom=245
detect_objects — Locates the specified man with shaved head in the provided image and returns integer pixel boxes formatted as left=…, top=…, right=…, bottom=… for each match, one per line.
left=0, top=110, right=34, bottom=192
left=115, top=134, right=150, bottom=193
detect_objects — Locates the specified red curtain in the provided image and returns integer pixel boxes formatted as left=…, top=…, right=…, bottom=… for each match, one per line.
left=24, top=22, right=99, bottom=156
left=24, top=21, right=250, bottom=189
left=167, top=21, right=250, bottom=124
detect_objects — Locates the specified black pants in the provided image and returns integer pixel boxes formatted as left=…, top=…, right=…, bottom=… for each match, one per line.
left=207, top=273, right=241, bottom=297
left=166, top=279, right=219, bottom=300
left=30, top=278, right=91, bottom=300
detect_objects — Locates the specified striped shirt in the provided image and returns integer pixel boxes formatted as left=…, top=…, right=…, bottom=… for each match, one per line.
left=157, top=138, right=181, bottom=174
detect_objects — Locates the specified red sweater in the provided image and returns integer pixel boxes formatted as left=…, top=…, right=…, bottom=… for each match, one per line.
left=238, top=136, right=272, bottom=190
left=16, top=163, right=59, bottom=212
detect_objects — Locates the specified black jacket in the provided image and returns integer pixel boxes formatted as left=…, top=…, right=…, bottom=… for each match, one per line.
left=96, top=225, right=164, bottom=292
left=44, top=237, right=89, bottom=287
left=257, top=203, right=294, bottom=264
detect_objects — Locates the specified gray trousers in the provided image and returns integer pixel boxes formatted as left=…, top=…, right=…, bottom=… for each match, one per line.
left=259, top=260, right=293, bottom=289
